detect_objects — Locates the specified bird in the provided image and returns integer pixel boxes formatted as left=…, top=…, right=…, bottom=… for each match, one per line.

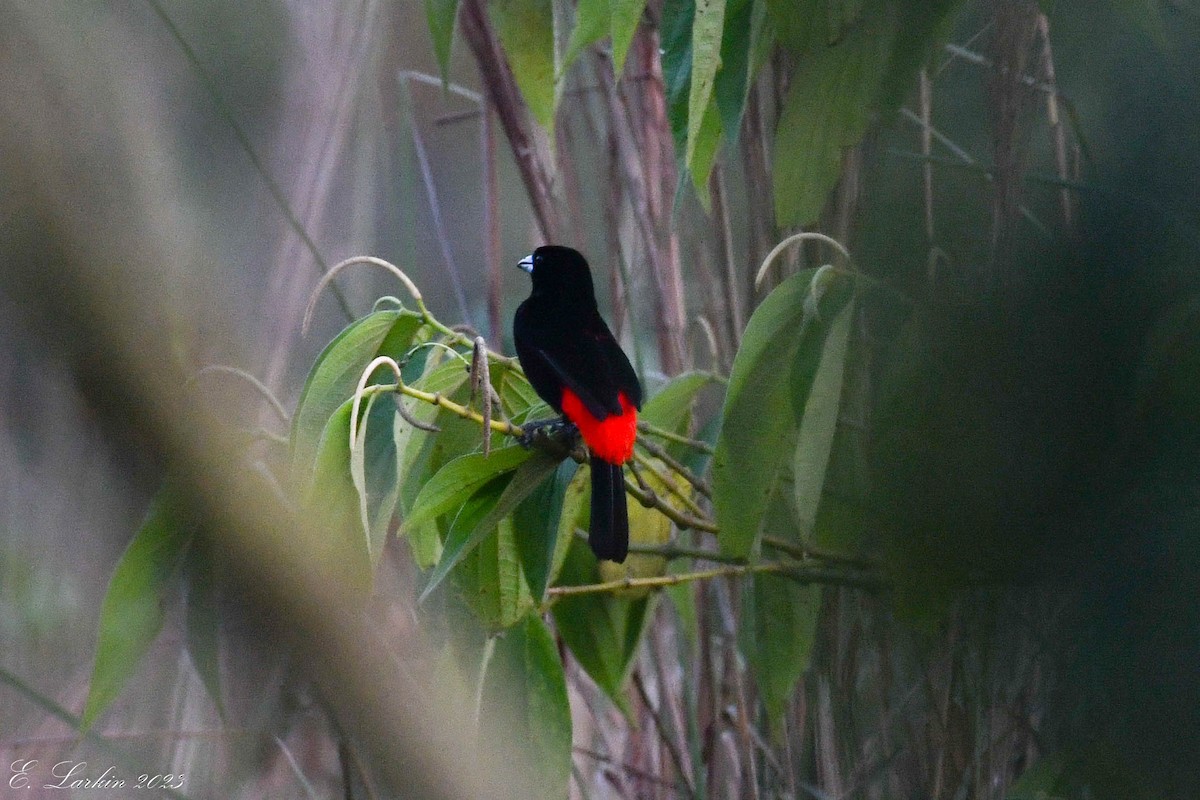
left=513, top=245, right=643, bottom=563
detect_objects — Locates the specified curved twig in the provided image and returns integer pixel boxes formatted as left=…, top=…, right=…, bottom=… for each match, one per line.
left=350, top=356, right=404, bottom=452
left=189, top=364, right=289, bottom=423
left=303, top=256, right=424, bottom=336
left=754, top=232, right=853, bottom=290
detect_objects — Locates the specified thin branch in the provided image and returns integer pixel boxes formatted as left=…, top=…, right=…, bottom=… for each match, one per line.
left=624, top=476, right=718, bottom=533
left=303, top=256, right=422, bottom=335
left=625, top=542, right=746, bottom=565
left=631, top=450, right=709, bottom=519
left=762, top=534, right=878, bottom=570
left=573, top=747, right=690, bottom=792
left=635, top=436, right=713, bottom=499
left=755, top=232, right=853, bottom=289
left=396, top=69, right=482, bottom=103
left=547, top=563, right=771, bottom=598
left=633, top=672, right=698, bottom=800
left=637, top=422, right=715, bottom=454
left=190, top=364, right=290, bottom=422
left=366, top=381, right=524, bottom=439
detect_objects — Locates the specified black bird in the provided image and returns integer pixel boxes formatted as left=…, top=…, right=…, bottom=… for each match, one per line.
left=513, top=245, right=643, bottom=563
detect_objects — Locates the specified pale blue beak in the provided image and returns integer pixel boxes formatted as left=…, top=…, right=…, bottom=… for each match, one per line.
left=517, top=254, right=534, bottom=273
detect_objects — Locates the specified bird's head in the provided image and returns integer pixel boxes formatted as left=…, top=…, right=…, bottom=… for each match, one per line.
left=518, top=245, right=597, bottom=305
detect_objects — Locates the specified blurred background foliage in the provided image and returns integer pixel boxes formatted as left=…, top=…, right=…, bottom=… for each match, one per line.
left=3, top=0, right=1200, bottom=798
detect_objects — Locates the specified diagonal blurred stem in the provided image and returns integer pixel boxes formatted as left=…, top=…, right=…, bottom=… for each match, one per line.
left=400, top=76, right=473, bottom=326
left=144, top=0, right=354, bottom=322
left=459, top=0, right=563, bottom=242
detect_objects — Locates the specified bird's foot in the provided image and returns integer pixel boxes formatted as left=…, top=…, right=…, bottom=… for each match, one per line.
left=518, top=417, right=578, bottom=454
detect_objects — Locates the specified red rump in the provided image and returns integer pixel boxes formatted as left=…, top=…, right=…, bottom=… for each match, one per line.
left=561, top=389, right=637, bottom=464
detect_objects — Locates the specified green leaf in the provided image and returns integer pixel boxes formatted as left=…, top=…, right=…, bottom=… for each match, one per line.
left=690, top=95, right=723, bottom=205
left=480, top=614, right=573, bottom=797
left=514, top=459, right=577, bottom=600
left=742, top=571, right=820, bottom=727
left=495, top=360, right=542, bottom=419
left=405, top=445, right=532, bottom=531
left=792, top=295, right=854, bottom=537
left=642, top=371, right=714, bottom=430
left=291, top=309, right=421, bottom=478
left=420, top=449, right=562, bottom=602
left=425, top=0, right=461, bottom=83
left=772, top=10, right=896, bottom=227
left=563, top=0, right=610, bottom=74
left=452, top=491, right=536, bottom=629
left=305, top=400, right=374, bottom=595
left=610, top=0, right=648, bottom=75
left=664, top=559, right=699, bottom=650
left=713, top=0, right=758, bottom=147
left=1111, top=0, right=1169, bottom=50
left=661, top=0, right=696, bottom=155
left=713, top=268, right=854, bottom=558
left=686, top=0, right=726, bottom=174
left=395, top=358, right=473, bottom=567
left=82, top=492, right=192, bottom=731
left=1006, top=742, right=1156, bottom=800
left=551, top=536, right=654, bottom=712
left=350, top=390, right=404, bottom=563
left=183, top=537, right=225, bottom=720
left=490, top=0, right=558, bottom=133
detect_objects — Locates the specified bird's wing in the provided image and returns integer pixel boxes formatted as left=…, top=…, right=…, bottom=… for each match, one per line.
left=533, top=343, right=623, bottom=420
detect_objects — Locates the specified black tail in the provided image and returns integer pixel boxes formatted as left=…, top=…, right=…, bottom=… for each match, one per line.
left=589, top=459, right=629, bottom=563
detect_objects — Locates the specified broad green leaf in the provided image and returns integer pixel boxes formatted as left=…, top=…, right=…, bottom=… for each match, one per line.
left=641, top=370, right=718, bottom=462
left=552, top=536, right=654, bottom=712
left=349, top=391, right=399, bottom=563
left=713, top=269, right=854, bottom=558
left=1111, top=0, right=1169, bottom=49
left=610, top=0, right=648, bottom=75
left=395, top=358, right=474, bottom=566
left=490, top=0, right=558, bottom=133
left=772, top=8, right=896, bottom=227
left=742, top=570, right=820, bottom=727
left=641, top=370, right=714, bottom=431
left=713, top=0, right=758, bottom=147
left=792, top=295, right=854, bottom=537
left=874, top=2, right=965, bottom=114
left=690, top=96, right=723, bottom=205
left=809, top=492, right=872, bottom=556
left=305, top=400, right=374, bottom=595
left=291, top=310, right=419, bottom=476
left=420, top=449, right=562, bottom=601
left=480, top=614, right=572, bottom=797
left=453, top=489, right=536, bottom=629
left=514, top=459, right=577, bottom=600
left=395, top=356, right=473, bottom=496
left=495, top=361, right=542, bottom=418
left=425, top=0, right=461, bottom=83
left=563, top=0, right=610, bottom=74
left=663, top=559, right=699, bottom=650
left=405, top=445, right=531, bottom=531
left=1006, top=742, right=1154, bottom=800
left=763, top=0, right=822, bottom=52
left=686, top=0, right=726, bottom=174
left=183, top=537, right=225, bottom=720
left=661, top=0, right=696, bottom=156
left=828, top=0, right=866, bottom=41
left=82, top=493, right=191, bottom=731
left=553, top=459, right=591, bottom=571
